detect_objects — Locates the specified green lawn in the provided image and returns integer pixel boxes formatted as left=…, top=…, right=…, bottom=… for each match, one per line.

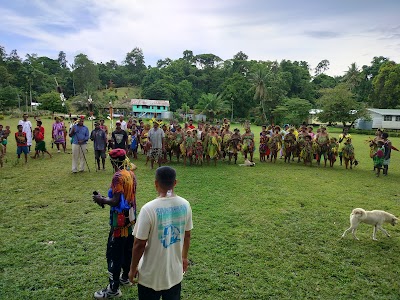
left=1, top=117, right=400, bottom=300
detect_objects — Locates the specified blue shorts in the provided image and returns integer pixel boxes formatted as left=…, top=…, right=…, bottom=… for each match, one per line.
left=17, top=146, right=29, bottom=155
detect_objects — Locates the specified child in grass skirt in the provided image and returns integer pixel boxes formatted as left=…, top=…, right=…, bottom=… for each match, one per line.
left=327, top=137, right=338, bottom=167
left=301, top=135, right=313, bottom=166
left=373, top=140, right=385, bottom=177
left=342, top=138, right=355, bottom=169
left=228, top=128, right=241, bottom=164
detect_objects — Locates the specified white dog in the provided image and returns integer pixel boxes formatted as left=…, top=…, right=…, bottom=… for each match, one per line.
left=239, top=159, right=255, bottom=167
left=342, top=208, right=398, bottom=241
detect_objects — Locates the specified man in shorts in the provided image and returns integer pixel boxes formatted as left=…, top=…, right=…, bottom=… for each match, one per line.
left=91, top=121, right=107, bottom=171
left=15, top=125, right=28, bottom=163
left=148, top=121, right=165, bottom=169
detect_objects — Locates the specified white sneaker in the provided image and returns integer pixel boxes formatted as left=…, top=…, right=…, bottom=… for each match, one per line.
left=94, top=285, right=122, bottom=299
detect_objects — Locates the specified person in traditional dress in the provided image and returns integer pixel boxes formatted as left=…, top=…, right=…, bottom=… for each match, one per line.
left=241, top=126, right=255, bottom=162
left=52, top=117, right=66, bottom=153
left=373, top=140, right=385, bottom=177
left=201, top=125, right=210, bottom=162
left=382, top=132, right=392, bottom=176
left=184, top=130, right=195, bottom=166
left=283, top=128, right=296, bottom=163
left=301, top=135, right=313, bottom=166
left=173, top=124, right=185, bottom=163
left=228, top=128, right=241, bottom=164
left=140, top=124, right=150, bottom=156
left=338, top=127, right=351, bottom=166
left=259, top=125, right=269, bottom=162
left=368, top=129, right=383, bottom=169
left=92, top=149, right=137, bottom=299
left=207, top=126, right=221, bottom=166
left=315, top=126, right=330, bottom=167
left=342, top=137, right=355, bottom=169
left=295, top=126, right=308, bottom=163
left=194, top=140, right=204, bottom=165
left=327, top=137, right=338, bottom=167
left=269, top=126, right=282, bottom=163
left=221, top=124, right=232, bottom=160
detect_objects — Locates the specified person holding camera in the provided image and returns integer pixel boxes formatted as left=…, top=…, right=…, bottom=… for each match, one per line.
left=92, top=148, right=137, bottom=299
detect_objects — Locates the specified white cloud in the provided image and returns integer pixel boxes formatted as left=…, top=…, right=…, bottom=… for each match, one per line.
left=0, top=0, right=399, bottom=76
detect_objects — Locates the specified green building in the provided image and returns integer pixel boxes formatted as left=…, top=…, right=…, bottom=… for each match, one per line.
left=130, top=99, right=170, bottom=119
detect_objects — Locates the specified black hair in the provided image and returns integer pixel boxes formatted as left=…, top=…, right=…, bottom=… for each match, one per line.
left=155, top=166, right=176, bottom=189
left=382, top=132, right=389, bottom=139
left=17, top=124, right=22, bottom=128
left=37, top=120, right=42, bottom=125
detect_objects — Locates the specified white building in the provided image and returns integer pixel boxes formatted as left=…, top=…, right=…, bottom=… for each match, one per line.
left=355, top=109, right=400, bottom=130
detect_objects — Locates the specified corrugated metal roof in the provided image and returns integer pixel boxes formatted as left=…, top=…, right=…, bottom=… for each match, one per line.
left=368, top=108, right=400, bottom=115
left=130, top=99, right=170, bottom=106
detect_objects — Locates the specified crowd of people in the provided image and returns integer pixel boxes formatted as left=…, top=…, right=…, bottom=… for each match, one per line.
left=0, top=114, right=397, bottom=176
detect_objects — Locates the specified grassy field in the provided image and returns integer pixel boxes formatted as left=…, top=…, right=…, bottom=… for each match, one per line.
left=1, top=117, right=400, bottom=300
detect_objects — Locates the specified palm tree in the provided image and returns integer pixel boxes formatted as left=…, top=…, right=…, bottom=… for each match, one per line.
left=344, top=62, right=361, bottom=90
left=195, top=93, right=230, bottom=121
left=249, top=67, right=268, bottom=122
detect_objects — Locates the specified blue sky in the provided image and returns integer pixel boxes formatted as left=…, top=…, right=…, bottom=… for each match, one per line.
left=1, top=0, right=399, bottom=76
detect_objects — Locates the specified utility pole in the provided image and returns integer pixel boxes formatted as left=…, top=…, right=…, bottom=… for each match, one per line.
left=30, top=81, right=33, bottom=113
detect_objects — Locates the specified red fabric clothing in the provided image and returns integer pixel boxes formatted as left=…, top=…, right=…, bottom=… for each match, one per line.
left=15, top=132, right=27, bottom=146
left=34, top=132, right=44, bottom=142
left=39, top=126, right=45, bottom=136
left=188, top=125, right=195, bottom=130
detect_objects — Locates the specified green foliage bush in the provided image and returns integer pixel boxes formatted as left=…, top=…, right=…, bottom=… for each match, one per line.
left=0, top=115, right=4, bottom=120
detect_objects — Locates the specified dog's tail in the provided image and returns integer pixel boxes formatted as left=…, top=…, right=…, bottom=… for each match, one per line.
left=351, top=208, right=366, bottom=219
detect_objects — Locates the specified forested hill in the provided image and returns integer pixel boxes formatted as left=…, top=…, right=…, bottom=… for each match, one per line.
left=1, top=45, right=399, bottom=125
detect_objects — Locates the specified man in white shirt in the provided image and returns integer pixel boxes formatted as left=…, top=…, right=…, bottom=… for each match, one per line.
left=129, top=166, right=193, bottom=300
left=119, top=116, right=127, bottom=131
left=18, top=113, right=32, bottom=151
left=147, top=121, right=165, bottom=169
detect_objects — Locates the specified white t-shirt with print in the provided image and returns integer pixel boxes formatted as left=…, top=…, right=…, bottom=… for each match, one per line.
left=133, top=195, right=193, bottom=291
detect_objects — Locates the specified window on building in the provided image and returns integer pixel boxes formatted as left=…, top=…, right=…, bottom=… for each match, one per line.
left=143, top=105, right=149, bottom=109
left=384, top=115, right=392, bottom=121
left=396, top=116, right=400, bottom=121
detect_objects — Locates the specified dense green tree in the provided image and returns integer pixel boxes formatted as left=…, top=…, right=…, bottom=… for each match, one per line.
left=343, top=62, right=361, bottom=90
left=72, top=53, right=100, bottom=95
left=273, top=97, right=312, bottom=126
left=220, top=73, right=253, bottom=119
left=314, top=59, right=330, bottom=76
left=38, top=91, right=67, bottom=113
left=58, top=51, right=68, bottom=69
left=142, top=80, right=174, bottom=105
left=317, top=84, right=368, bottom=126
left=249, top=67, right=268, bottom=122
left=0, top=65, right=13, bottom=86
left=249, top=62, right=288, bottom=124
left=195, top=93, right=230, bottom=121
left=0, top=85, right=19, bottom=110
left=358, top=56, right=389, bottom=104
left=371, top=62, right=400, bottom=108
left=194, top=54, right=223, bottom=69
left=124, top=47, right=146, bottom=85
left=312, top=73, right=338, bottom=89
left=280, top=60, right=313, bottom=100
left=182, top=50, right=195, bottom=63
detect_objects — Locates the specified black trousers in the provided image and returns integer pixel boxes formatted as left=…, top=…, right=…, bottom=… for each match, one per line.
left=138, top=282, right=181, bottom=300
left=106, top=230, right=134, bottom=291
